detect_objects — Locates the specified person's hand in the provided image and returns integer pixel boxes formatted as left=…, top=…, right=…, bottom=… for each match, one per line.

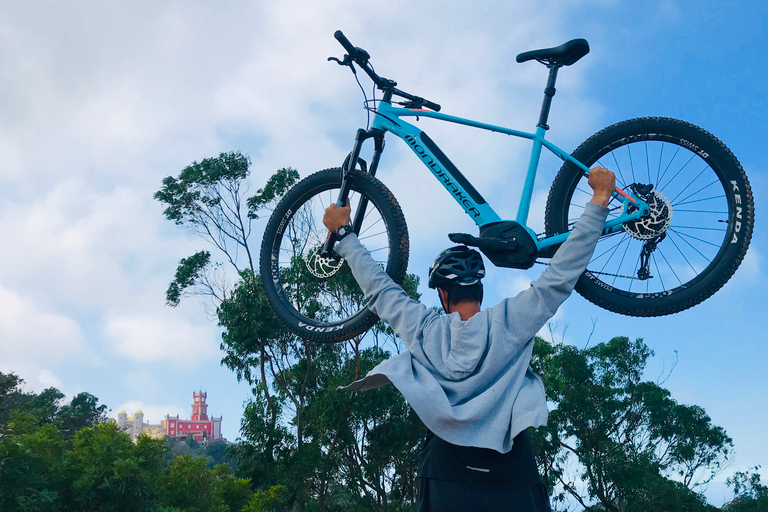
left=323, top=201, right=352, bottom=233
left=588, top=167, right=616, bottom=207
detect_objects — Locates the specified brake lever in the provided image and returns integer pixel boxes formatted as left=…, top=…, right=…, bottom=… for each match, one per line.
left=327, top=54, right=354, bottom=66
left=399, top=98, right=425, bottom=109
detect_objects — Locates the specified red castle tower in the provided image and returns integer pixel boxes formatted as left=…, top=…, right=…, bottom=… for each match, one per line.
left=163, top=390, right=223, bottom=441
left=192, top=391, right=208, bottom=421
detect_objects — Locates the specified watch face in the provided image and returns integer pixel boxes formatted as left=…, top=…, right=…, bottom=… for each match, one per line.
left=337, top=225, right=352, bottom=238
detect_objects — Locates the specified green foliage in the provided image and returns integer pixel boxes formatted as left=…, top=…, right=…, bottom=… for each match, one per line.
left=65, top=423, right=167, bottom=511
left=155, top=155, right=300, bottom=309
left=154, top=151, right=252, bottom=226
left=218, top=270, right=291, bottom=386
left=242, top=485, right=287, bottom=512
left=0, top=413, right=66, bottom=511
left=247, top=167, right=300, bottom=219
left=0, top=374, right=276, bottom=511
left=725, top=467, right=768, bottom=511
left=56, top=392, right=108, bottom=439
left=530, top=336, right=731, bottom=511
left=163, top=437, right=232, bottom=471
left=162, top=455, right=226, bottom=512
left=166, top=250, right=212, bottom=306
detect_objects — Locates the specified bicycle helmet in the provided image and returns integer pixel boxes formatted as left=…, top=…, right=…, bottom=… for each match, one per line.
left=428, top=245, right=485, bottom=289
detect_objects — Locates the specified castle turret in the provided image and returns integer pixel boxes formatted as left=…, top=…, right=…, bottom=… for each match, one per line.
left=133, top=409, right=144, bottom=439
left=191, top=391, right=208, bottom=421
left=117, top=410, right=127, bottom=430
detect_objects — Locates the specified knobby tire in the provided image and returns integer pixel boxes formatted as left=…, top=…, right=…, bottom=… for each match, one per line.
left=545, top=117, right=754, bottom=317
left=260, top=168, right=409, bottom=342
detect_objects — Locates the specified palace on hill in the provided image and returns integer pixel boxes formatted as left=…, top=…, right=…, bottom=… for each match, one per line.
left=112, top=391, right=223, bottom=442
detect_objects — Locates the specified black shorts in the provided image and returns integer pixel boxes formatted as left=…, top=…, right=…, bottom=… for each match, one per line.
left=418, top=478, right=551, bottom=512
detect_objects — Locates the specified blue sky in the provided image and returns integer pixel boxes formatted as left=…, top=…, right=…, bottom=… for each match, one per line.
left=0, top=0, right=765, bottom=507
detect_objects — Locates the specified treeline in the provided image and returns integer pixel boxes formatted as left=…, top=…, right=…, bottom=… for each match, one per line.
left=0, top=372, right=284, bottom=512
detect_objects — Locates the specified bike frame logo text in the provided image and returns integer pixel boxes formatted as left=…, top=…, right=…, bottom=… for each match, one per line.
left=404, top=134, right=481, bottom=218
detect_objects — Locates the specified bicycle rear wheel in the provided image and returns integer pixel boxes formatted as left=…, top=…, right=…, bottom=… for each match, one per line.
left=545, top=117, right=753, bottom=317
left=260, top=168, right=409, bottom=342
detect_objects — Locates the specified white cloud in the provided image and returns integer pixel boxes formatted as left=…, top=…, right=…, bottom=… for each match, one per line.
left=0, top=284, right=83, bottom=360
left=106, top=313, right=219, bottom=365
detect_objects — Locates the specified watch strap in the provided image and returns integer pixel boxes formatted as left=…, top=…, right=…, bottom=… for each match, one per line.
left=336, top=224, right=354, bottom=240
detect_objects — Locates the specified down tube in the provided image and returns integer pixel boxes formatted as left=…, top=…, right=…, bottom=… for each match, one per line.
left=388, top=122, right=502, bottom=227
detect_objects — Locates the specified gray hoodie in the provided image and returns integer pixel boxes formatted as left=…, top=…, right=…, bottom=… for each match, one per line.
left=336, top=202, right=608, bottom=453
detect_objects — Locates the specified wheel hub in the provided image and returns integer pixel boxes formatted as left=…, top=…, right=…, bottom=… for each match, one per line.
left=305, top=231, right=344, bottom=278
left=623, top=190, right=672, bottom=240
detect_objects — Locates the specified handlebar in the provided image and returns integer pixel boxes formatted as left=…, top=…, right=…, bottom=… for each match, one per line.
left=334, top=30, right=356, bottom=56
left=331, top=30, right=441, bottom=112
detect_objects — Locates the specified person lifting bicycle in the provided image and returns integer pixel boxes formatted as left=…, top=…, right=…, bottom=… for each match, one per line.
left=323, top=166, right=615, bottom=512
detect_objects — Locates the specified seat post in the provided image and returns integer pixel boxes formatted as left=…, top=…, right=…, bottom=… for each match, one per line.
left=537, top=64, right=561, bottom=130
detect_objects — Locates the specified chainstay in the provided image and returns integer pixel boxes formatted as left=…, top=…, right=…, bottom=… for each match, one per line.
left=533, top=259, right=642, bottom=280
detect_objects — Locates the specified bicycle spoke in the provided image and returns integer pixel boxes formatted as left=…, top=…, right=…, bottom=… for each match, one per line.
left=656, top=245, right=683, bottom=286
left=655, top=145, right=678, bottom=188
left=671, top=225, right=726, bottom=233
left=652, top=252, right=665, bottom=290
left=645, top=142, right=651, bottom=184
left=673, top=178, right=720, bottom=207
left=610, top=152, right=628, bottom=187
left=627, top=251, right=642, bottom=293
left=673, top=209, right=727, bottom=214
left=358, top=216, right=384, bottom=237
left=358, top=230, right=388, bottom=242
left=667, top=229, right=712, bottom=263
left=658, top=152, right=696, bottom=191
left=674, top=194, right=726, bottom=207
left=612, top=236, right=633, bottom=286
left=593, top=234, right=630, bottom=271
left=655, top=143, right=665, bottom=186
left=666, top=232, right=698, bottom=275
left=627, top=144, right=637, bottom=183
left=667, top=228, right=722, bottom=249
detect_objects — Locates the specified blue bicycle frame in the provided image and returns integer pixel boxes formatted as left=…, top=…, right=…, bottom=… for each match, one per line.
left=366, top=101, right=650, bottom=253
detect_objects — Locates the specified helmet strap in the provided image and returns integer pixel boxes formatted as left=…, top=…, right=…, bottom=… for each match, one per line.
left=438, top=287, right=451, bottom=315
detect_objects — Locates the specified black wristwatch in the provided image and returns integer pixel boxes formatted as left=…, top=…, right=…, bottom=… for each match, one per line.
left=336, top=224, right=354, bottom=240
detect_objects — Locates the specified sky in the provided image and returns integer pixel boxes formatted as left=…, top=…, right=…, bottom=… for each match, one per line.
left=0, top=0, right=765, bottom=507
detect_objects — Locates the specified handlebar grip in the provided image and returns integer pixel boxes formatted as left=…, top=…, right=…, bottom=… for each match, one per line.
left=424, top=100, right=441, bottom=112
left=334, top=30, right=356, bottom=55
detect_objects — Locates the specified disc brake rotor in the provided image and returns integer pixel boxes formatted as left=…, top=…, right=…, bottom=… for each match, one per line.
left=623, top=190, right=672, bottom=240
left=305, top=231, right=344, bottom=279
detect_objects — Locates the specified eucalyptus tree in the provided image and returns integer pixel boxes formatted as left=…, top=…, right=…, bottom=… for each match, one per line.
left=156, top=155, right=424, bottom=510
left=530, top=336, right=731, bottom=512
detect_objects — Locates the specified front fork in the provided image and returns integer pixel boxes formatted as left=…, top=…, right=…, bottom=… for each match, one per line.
left=321, top=128, right=385, bottom=257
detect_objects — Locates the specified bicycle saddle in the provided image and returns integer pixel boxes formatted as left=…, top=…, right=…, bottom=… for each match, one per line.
left=516, top=38, right=590, bottom=66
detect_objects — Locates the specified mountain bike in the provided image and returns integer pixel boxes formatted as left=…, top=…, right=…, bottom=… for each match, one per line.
left=260, top=31, right=754, bottom=343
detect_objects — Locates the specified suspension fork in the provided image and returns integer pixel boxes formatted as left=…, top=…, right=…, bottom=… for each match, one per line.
left=321, top=128, right=386, bottom=256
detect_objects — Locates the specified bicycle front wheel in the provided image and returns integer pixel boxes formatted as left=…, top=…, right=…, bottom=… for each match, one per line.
left=260, top=168, right=409, bottom=342
left=545, top=117, right=754, bottom=317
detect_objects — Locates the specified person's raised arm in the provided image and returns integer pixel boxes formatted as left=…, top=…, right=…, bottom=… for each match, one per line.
left=323, top=202, right=437, bottom=349
left=497, top=167, right=614, bottom=340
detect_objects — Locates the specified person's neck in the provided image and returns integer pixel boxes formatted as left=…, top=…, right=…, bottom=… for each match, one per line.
left=449, top=301, right=481, bottom=321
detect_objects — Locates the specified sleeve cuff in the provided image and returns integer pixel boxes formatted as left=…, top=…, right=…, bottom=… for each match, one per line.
left=584, top=201, right=609, bottom=218
left=334, top=233, right=359, bottom=258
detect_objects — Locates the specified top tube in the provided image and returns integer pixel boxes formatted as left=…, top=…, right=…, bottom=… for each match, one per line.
left=375, top=102, right=538, bottom=141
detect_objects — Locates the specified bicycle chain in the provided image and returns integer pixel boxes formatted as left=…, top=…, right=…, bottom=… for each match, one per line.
left=532, top=259, right=640, bottom=280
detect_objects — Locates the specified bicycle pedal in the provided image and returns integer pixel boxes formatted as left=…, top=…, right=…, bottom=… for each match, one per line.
left=448, top=233, right=476, bottom=245
left=448, top=233, right=519, bottom=251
